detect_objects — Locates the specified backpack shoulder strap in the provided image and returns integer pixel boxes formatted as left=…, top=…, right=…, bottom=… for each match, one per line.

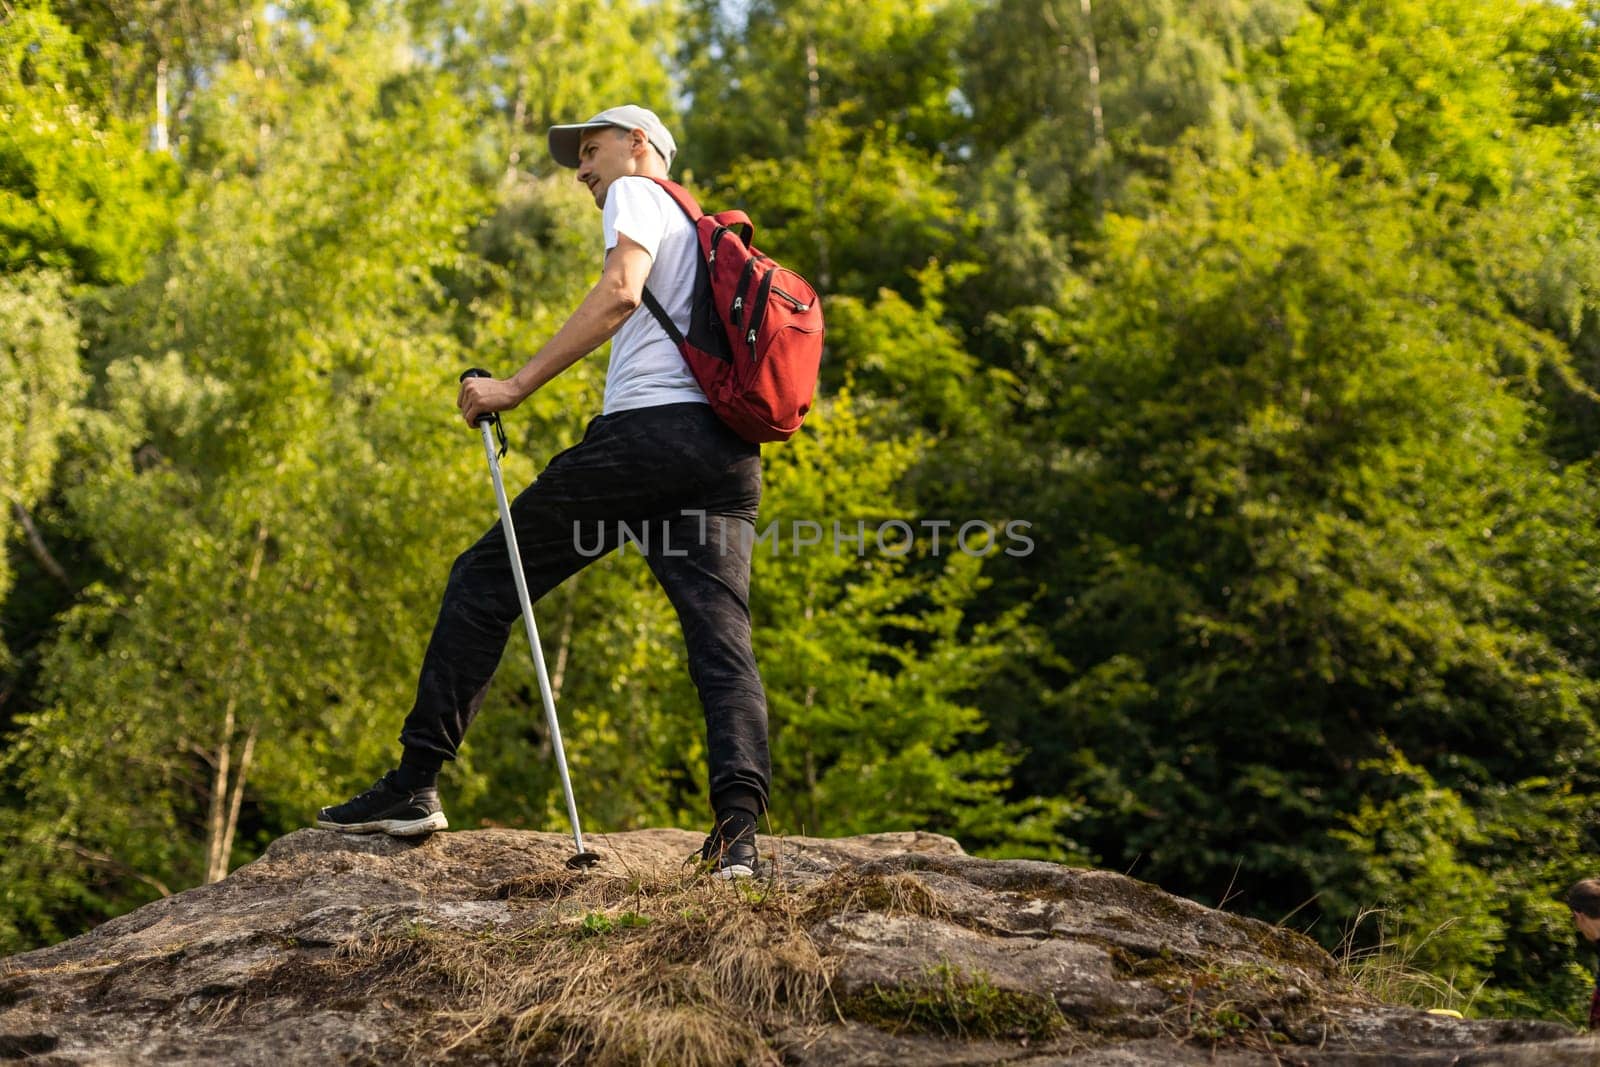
left=640, top=287, right=685, bottom=346
left=645, top=177, right=704, bottom=222
left=644, top=177, right=755, bottom=245
left=640, top=178, right=701, bottom=346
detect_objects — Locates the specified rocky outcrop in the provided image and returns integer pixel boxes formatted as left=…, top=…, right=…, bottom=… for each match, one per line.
left=0, top=827, right=1593, bottom=1064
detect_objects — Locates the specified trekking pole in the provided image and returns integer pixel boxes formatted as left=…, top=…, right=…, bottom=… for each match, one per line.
left=459, top=368, right=601, bottom=870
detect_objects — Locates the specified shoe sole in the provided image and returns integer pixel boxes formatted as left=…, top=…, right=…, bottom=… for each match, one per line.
left=715, top=863, right=756, bottom=879
left=315, top=812, right=448, bottom=836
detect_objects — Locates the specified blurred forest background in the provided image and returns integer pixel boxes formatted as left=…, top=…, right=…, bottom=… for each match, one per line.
left=3, top=0, right=1600, bottom=1023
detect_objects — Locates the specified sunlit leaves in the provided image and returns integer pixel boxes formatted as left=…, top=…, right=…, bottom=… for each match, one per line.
left=0, top=3, right=180, bottom=284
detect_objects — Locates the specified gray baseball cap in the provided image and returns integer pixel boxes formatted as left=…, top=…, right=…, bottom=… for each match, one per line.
left=548, top=105, right=677, bottom=172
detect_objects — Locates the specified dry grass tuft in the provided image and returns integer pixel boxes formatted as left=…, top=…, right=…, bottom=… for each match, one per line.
left=491, top=868, right=634, bottom=904
left=800, top=870, right=952, bottom=926
left=1333, top=908, right=1481, bottom=1015
left=281, top=864, right=965, bottom=1066
left=195, top=860, right=1008, bottom=1063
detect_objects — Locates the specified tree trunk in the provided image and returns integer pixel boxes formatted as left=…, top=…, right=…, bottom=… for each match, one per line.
left=1079, top=0, right=1108, bottom=206
left=153, top=54, right=169, bottom=154
left=549, top=576, right=579, bottom=708
left=9, top=500, right=70, bottom=587
left=202, top=524, right=268, bottom=884
left=801, top=597, right=818, bottom=831
left=1042, top=0, right=1108, bottom=208
left=214, top=724, right=257, bottom=882
left=203, top=700, right=234, bottom=883
left=504, top=72, right=528, bottom=185
left=805, top=39, right=830, bottom=300
left=58, top=841, right=172, bottom=898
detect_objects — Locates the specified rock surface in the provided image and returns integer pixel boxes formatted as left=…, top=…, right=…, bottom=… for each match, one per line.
left=0, top=827, right=1592, bottom=1064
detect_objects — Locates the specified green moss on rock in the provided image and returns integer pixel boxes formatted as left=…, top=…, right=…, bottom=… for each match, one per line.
left=840, top=961, right=1066, bottom=1041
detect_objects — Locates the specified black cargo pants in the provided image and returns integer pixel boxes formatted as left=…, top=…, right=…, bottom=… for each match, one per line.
left=398, top=401, right=770, bottom=815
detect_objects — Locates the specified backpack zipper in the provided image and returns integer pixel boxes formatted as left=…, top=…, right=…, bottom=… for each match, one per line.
left=746, top=271, right=778, bottom=350
left=771, top=285, right=811, bottom=313
left=730, top=256, right=766, bottom=327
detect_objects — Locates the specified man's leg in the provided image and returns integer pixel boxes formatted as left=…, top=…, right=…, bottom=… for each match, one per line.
left=318, top=408, right=707, bottom=833
left=395, top=491, right=615, bottom=766
left=641, top=415, right=769, bottom=875
left=317, top=472, right=623, bottom=834
left=645, top=509, right=772, bottom=818
left=398, top=408, right=718, bottom=765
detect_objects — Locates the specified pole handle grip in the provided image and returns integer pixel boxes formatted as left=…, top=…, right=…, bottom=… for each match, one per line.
left=458, top=368, right=508, bottom=454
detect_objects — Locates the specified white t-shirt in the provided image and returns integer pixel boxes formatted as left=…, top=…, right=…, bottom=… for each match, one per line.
left=601, top=176, right=708, bottom=414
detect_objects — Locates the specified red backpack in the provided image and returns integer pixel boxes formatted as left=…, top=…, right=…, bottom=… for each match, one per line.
left=638, top=177, right=824, bottom=443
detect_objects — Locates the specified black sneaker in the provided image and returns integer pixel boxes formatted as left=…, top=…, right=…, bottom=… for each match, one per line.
left=316, top=771, right=447, bottom=836
left=686, top=811, right=760, bottom=879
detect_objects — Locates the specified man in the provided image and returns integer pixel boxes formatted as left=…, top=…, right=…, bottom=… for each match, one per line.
left=316, top=105, right=769, bottom=878
left=1566, top=878, right=1600, bottom=1030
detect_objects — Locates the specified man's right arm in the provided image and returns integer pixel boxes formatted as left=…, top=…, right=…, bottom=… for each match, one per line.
left=512, top=231, right=656, bottom=396
left=456, top=234, right=654, bottom=426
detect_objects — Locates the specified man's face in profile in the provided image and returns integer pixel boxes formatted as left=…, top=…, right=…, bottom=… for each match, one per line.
left=1573, top=910, right=1600, bottom=943
left=575, top=127, right=639, bottom=210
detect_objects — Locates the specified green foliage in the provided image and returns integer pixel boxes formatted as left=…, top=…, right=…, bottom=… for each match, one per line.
left=4, top=0, right=1600, bottom=1028
left=962, top=0, right=1301, bottom=242
left=0, top=269, right=84, bottom=668
left=1004, top=139, right=1600, bottom=1017
left=1326, top=747, right=1504, bottom=991
left=1268, top=0, right=1521, bottom=200
left=704, top=114, right=969, bottom=301
left=576, top=909, right=652, bottom=938
left=679, top=0, right=976, bottom=301
left=0, top=26, right=497, bottom=950
left=44, top=0, right=255, bottom=129
left=820, top=263, right=994, bottom=434
left=679, top=0, right=975, bottom=172
left=577, top=911, right=612, bottom=937
left=749, top=391, right=1077, bottom=857
left=404, top=0, right=679, bottom=185
left=0, top=3, right=180, bottom=285
left=1499, top=0, right=1600, bottom=130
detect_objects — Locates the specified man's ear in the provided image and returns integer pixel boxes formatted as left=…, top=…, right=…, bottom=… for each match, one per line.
left=630, top=128, right=649, bottom=158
